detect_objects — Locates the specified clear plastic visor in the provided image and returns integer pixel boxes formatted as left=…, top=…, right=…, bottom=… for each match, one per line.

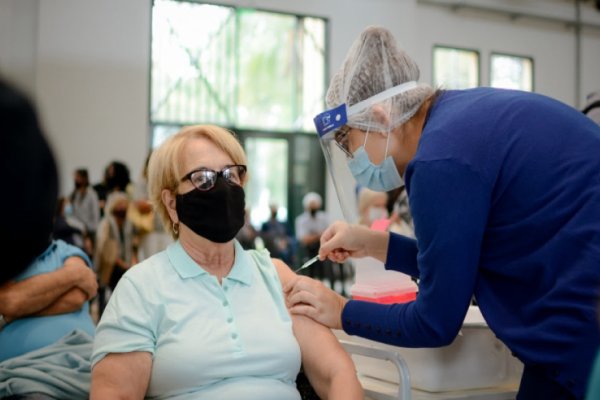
left=319, top=126, right=361, bottom=223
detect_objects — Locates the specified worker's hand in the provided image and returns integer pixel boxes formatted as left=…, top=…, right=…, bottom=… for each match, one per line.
left=319, top=221, right=388, bottom=263
left=64, top=257, right=98, bottom=300
left=284, top=276, right=348, bottom=330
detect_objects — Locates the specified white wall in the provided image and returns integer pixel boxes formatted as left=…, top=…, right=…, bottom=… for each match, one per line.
left=34, top=0, right=151, bottom=195
left=0, top=0, right=38, bottom=98
left=1, top=0, right=599, bottom=210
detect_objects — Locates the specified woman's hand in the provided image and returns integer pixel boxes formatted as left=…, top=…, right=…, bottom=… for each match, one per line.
left=319, top=221, right=390, bottom=264
left=284, top=276, right=348, bottom=330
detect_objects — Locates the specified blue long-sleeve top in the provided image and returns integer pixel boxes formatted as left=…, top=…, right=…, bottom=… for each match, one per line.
left=341, top=88, right=600, bottom=399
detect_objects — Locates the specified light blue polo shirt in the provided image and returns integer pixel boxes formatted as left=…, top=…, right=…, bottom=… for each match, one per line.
left=92, top=240, right=301, bottom=400
left=0, top=240, right=95, bottom=362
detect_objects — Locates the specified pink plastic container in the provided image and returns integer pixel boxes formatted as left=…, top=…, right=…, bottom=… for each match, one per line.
left=351, top=281, right=417, bottom=304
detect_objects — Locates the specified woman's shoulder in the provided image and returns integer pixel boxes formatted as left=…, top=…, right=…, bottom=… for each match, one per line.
left=123, top=251, right=170, bottom=283
left=243, top=247, right=293, bottom=286
left=243, top=247, right=273, bottom=271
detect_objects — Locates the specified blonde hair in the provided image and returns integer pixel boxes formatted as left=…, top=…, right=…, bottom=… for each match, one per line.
left=104, top=191, right=129, bottom=216
left=147, top=125, right=248, bottom=238
left=357, top=187, right=388, bottom=226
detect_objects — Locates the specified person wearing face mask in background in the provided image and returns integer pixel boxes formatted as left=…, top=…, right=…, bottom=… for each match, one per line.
left=357, top=187, right=414, bottom=241
left=261, top=203, right=295, bottom=266
left=93, top=192, right=139, bottom=317
left=357, top=187, right=389, bottom=228
left=294, top=192, right=332, bottom=284
left=89, top=125, right=363, bottom=400
left=70, top=168, right=100, bottom=249
left=285, top=26, right=600, bottom=400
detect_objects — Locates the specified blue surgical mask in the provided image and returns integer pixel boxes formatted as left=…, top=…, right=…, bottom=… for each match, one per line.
left=64, top=203, right=73, bottom=216
left=348, top=147, right=404, bottom=192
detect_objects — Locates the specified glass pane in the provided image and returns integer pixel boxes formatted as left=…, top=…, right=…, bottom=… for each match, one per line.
left=151, top=1, right=326, bottom=133
left=433, top=47, right=479, bottom=89
left=237, top=11, right=296, bottom=131
left=244, top=137, right=289, bottom=228
left=151, top=1, right=235, bottom=125
left=490, top=54, right=533, bottom=91
left=152, top=124, right=181, bottom=149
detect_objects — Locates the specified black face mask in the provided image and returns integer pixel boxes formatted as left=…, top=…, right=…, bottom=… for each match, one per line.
left=112, top=209, right=127, bottom=220
left=74, top=181, right=83, bottom=189
left=176, top=177, right=245, bottom=243
left=310, top=209, right=317, bottom=218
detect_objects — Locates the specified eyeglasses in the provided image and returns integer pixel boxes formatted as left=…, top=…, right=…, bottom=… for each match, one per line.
left=181, top=164, right=247, bottom=191
left=334, top=125, right=354, bottom=158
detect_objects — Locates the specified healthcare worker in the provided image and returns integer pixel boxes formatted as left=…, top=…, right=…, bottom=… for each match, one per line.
left=285, top=26, right=600, bottom=400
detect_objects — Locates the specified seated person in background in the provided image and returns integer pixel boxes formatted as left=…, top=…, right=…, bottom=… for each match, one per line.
left=358, top=187, right=415, bottom=237
left=0, top=239, right=98, bottom=399
left=70, top=168, right=100, bottom=245
left=94, top=191, right=139, bottom=317
left=261, top=203, right=295, bottom=265
left=357, top=187, right=389, bottom=227
left=90, top=125, right=363, bottom=400
left=0, top=79, right=59, bottom=285
left=235, top=207, right=258, bottom=250
left=294, top=192, right=331, bottom=281
left=53, top=196, right=92, bottom=254
left=94, top=191, right=139, bottom=291
left=131, top=151, right=173, bottom=262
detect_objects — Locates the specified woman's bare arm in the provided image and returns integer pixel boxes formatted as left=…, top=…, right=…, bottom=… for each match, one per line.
left=91, top=351, right=152, bottom=400
left=273, top=258, right=363, bottom=400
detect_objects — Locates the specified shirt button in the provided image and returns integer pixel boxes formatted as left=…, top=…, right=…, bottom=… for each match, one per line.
left=227, top=317, right=233, bottom=323
left=231, top=333, right=238, bottom=339
left=222, top=300, right=228, bottom=306
left=224, top=286, right=229, bottom=291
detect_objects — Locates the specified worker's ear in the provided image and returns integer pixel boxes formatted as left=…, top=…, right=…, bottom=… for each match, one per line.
left=371, top=104, right=392, bottom=137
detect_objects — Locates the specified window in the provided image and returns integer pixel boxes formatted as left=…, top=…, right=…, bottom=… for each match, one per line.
left=150, top=1, right=328, bottom=247
left=432, top=45, right=480, bottom=89
left=244, top=136, right=289, bottom=227
left=490, top=53, right=534, bottom=91
left=151, top=0, right=326, bottom=142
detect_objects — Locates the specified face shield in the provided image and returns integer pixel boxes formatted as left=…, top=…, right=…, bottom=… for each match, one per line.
left=313, top=81, right=418, bottom=222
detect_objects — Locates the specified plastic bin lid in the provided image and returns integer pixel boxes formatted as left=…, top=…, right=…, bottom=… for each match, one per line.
left=351, top=281, right=417, bottom=298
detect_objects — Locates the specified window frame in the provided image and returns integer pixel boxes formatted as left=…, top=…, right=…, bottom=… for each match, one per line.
left=148, top=1, right=330, bottom=250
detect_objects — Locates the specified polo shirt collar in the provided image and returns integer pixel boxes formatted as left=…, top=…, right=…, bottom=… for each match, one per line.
left=227, top=240, right=253, bottom=286
left=166, top=240, right=253, bottom=286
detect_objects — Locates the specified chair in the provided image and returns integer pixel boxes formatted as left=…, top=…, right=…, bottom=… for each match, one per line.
left=296, top=366, right=321, bottom=400
left=339, top=340, right=411, bottom=400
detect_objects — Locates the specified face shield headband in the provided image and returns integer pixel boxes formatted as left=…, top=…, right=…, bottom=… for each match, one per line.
left=313, top=81, right=417, bottom=222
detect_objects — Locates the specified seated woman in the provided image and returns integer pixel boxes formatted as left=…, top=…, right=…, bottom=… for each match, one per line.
left=90, top=125, right=363, bottom=400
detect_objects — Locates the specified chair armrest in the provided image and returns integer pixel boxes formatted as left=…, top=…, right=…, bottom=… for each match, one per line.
left=339, top=339, right=411, bottom=400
